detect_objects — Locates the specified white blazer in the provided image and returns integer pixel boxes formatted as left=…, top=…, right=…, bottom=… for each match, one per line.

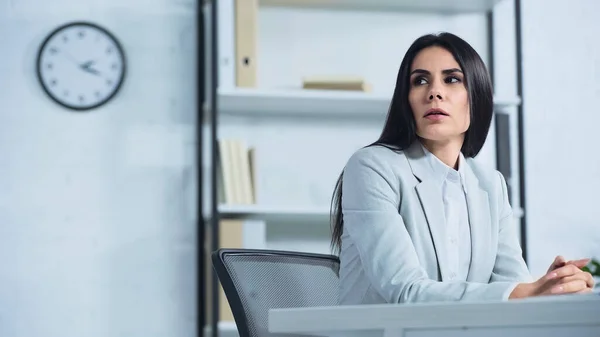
left=338, top=141, right=532, bottom=304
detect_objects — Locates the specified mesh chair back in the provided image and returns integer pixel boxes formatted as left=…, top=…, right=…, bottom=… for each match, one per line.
left=212, top=248, right=340, bottom=337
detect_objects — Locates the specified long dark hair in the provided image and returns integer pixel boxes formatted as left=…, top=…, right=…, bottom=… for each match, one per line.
left=330, top=32, right=494, bottom=254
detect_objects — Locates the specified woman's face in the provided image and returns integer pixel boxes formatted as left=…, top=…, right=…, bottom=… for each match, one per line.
left=408, top=46, right=470, bottom=145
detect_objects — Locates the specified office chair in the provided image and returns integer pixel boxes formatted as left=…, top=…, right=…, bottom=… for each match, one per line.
left=211, top=248, right=340, bottom=337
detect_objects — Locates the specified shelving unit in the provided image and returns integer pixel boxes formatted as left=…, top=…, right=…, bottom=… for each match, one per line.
left=202, top=0, right=526, bottom=336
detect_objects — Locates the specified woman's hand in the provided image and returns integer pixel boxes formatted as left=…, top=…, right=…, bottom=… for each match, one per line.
left=538, top=263, right=595, bottom=294
left=510, top=263, right=595, bottom=299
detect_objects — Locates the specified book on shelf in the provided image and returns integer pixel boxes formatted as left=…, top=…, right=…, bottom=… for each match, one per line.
left=302, top=75, right=372, bottom=92
left=218, top=138, right=257, bottom=205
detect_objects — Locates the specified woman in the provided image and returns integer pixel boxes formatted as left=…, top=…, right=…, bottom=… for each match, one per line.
left=330, top=32, right=594, bottom=304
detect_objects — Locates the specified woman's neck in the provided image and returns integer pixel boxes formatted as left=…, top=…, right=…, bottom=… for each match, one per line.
left=420, top=138, right=463, bottom=170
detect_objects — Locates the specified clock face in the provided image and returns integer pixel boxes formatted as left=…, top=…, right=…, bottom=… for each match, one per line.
left=36, top=21, right=126, bottom=111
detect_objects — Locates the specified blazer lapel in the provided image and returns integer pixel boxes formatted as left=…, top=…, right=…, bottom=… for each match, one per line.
left=463, top=163, right=491, bottom=282
left=405, top=143, right=450, bottom=281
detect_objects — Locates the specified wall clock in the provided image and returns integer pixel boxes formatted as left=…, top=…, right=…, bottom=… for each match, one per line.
left=36, top=21, right=127, bottom=111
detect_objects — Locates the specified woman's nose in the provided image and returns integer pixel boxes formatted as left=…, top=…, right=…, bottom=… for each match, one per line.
left=428, top=92, right=443, bottom=101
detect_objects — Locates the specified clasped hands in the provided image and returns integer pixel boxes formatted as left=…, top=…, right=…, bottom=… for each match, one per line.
left=510, top=255, right=595, bottom=299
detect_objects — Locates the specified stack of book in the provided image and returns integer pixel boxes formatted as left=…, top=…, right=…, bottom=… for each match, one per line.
left=217, top=138, right=256, bottom=205
left=302, top=75, right=372, bottom=92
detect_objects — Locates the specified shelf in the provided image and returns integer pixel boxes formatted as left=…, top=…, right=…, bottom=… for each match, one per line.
left=259, top=0, right=503, bottom=14
left=218, top=88, right=521, bottom=119
left=218, top=204, right=331, bottom=224
left=218, top=87, right=390, bottom=119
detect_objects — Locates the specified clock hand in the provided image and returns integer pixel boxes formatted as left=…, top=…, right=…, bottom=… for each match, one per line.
left=60, top=49, right=81, bottom=65
left=80, top=61, right=101, bottom=76
left=59, top=50, right=100, bottom=75
left=83, top=67, right=101, bottom=76
left=81, top=60, right=95, bottom=68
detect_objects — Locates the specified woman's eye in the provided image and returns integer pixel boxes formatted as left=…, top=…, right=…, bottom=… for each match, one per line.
left=446, top=76, right=462, bottom=83
left=413, top=77, right=427, bottom=85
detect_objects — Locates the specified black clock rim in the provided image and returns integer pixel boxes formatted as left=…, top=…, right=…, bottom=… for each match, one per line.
left=36, top=21, right=127, bottom=112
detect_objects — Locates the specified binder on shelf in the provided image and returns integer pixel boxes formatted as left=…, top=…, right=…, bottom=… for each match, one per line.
left=234, top=0, right=258, bottom=87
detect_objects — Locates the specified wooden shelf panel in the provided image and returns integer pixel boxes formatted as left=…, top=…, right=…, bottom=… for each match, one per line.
left=260, top=0, right=503, bottom=13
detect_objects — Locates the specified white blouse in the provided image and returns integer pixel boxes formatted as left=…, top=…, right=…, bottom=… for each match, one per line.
left=421, top=144, right=472, bottom=281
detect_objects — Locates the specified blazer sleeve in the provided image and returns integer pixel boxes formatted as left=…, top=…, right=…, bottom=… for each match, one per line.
left=341, top=149, right=523, bottom=303
left=489, top=171, right=533, bottom=285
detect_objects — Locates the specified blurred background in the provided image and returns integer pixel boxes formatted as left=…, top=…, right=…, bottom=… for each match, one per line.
left=1, top=0, right=599, bottom=336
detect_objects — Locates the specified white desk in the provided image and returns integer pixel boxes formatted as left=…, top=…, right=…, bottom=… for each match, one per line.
left=269, top=294, right=600, bottom=337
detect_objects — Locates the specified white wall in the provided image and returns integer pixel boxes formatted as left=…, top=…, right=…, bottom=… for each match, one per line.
left=521, top=0, right=600, bottom=277
left=0, top=1, right=198, bottom=336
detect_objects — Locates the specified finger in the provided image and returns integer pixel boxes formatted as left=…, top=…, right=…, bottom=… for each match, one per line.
left=570, top=271, right=595, bottom=288
left=575, top=287, right=593, bottom=294
left=555, top=255, right=566, bottom=265
left=566, top=258, right=591, bottom=268
left=583, top=272, right=595, bottom=288
left=557, top=273, right=595, bottom=288
left=548, top=256, right=567, bottom=272
left=553, top=255, right=566, bottom=267
left=546, top=264, right=580, bottom=280
left=550, top=279, right=587, bottom=294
